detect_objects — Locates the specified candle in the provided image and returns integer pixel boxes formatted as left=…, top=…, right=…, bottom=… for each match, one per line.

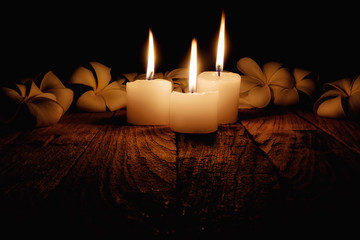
left=197, top=12, right=241, bottom=124
left=169, top=39, right=219, bottom=134
left=126, top=29, right=172, bottom=125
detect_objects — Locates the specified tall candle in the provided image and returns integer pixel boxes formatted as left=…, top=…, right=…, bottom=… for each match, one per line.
left=169, top=38, right=218, bottom=134
left=197, top=12, right=241, bottom=124
left=126, top=29, right=171, bottom=125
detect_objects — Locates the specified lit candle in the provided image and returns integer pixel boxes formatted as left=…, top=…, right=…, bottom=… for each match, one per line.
left=169, top=38, right=219, bottom=134
left=126, top=29, right=172, bottom=125
left=197, top=12, right=241, bottom=124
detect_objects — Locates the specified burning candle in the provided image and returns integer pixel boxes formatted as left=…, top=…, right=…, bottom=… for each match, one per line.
left=169, top=38, right=219, bottom=134
left=197, top=12, right=241, bottom=124
left=126, top=29, right=172, bottom=125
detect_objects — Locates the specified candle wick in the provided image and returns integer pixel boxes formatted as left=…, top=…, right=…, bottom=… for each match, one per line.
left=217, top=65, right=221, bottom=76
left=147, top=71, right=154, bottom=80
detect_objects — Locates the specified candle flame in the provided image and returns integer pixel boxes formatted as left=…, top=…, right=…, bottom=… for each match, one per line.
left=216, top=11, right=225, bottom=75
left=146, top=29, right=155, bottom=80
left=189, top=38, right=197, bottom=93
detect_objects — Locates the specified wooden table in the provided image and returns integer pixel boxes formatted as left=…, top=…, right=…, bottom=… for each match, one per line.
left=1, top=107, right=360, bottom=238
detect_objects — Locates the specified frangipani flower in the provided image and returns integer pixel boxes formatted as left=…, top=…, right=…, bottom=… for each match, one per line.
left=69, top=62, right=126, bottom=112
left=314, top=76, right=360, bottom=119
left=119, top=68, right=188, bottom=92
left=237, top=57, right=316, bottom=108
left=293, top=68, right=317, bottom=100
left=40, top=71, right=74, bottom=113
left=0, top=72, right=73, bottom=127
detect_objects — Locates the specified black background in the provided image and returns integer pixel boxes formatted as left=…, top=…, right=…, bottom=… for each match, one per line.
left=2, top=1, right=359, bottom=85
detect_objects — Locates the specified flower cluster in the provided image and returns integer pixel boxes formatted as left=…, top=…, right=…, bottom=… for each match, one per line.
left=0, top=59, right=358, bottom=128
left=237, top=57, right=360, bottom=119
left=0, top=63, right=190, bottom=128
left=0, top=71, right=73, bottom=127
left=237, top=57, right=316, bottom=109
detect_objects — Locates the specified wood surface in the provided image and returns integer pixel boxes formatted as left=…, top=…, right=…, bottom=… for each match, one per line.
left=0, top=107, right=359, bottom=238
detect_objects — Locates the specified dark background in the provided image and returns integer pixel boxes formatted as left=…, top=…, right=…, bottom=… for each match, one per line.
left=1, top=1, right=359, bottom=85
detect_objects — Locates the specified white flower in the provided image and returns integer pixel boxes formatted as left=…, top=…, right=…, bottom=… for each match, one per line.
left=237, top=57, right=315, bottom=108
left=0, top=71, right=73, bottom=127
left=314, top=75, right=360, bottom=119
left=69, top=62, right=126, bottom=112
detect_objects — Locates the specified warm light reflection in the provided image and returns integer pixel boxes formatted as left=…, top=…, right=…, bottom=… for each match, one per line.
left=146, top=29, right=155, bottom=80
left=216, top=11, right=225, bottom=75
left=189, top=38, right=197, bottom=93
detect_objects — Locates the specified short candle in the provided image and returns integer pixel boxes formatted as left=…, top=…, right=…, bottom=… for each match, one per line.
left=169, top=38, right=218, bottom=134
left=126, top=29, right=171, bottom=125
left=197, top=12, right=241, bottom=124
left=197, top=72, right=240, bottom=124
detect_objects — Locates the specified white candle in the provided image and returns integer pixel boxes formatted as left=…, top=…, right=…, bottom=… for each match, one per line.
left=197, top=12, right=241, bottom=124
left=126, top=29, right=171, bottom=125
left=197, top=72, right=240, bottom=124
left=169, top=38, right=219, bottom=134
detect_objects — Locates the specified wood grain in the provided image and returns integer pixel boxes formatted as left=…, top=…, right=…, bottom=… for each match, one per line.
left=176, top=124, right=281, bottom=237
left=294, top=108, right=360, bottom=155
left=240, top=107, right=360, bottom=234
left=0, top=111, right=114, bottom=235
left=1, top=108, right=360, bottom=237
left=48, top=111, right=177, bottom=236
left=0, top=112, right=114, bottom=198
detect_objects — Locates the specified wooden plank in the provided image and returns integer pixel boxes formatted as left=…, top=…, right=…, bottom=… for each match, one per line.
left=176, top=124, right=282, bottom=237
left=0, top=112, right=114, bottom=197
left=294, top=108, right=360, bottom=155
left=0, top=111, right=113, bottom=234
left=240, top=107, right=360, bottom=234
left=48, top=112, right=177, bottom=237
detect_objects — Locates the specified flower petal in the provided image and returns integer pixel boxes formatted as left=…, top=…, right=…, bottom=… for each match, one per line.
left=165, top=68, right=189, bottom=79
left=316, top=96, right=346, bottom=119
left=121, top=73, right=139, bottom=82
left=39, top=71, right=74, bottom=113
left=238, top=92, right=254, bottom=109
left=268, top=68, right=294, bottom=88
left=324, top=78, right=351, bottom=96
left=101, top=88, right=127, bottom=111
left=348, top=92, right=360, bottom=118
left=69, top=66, right=97, bottom=90
left=26, top=97, right=64, bottom=127
left=350, top=75, right=360, bottom=94
left=240, top=75, right=264, bottom=93
left=293, top=68, right=312, bottom=82
left=296, top=78, right=316, bottom=97
left=90, top=62, right=111, bottom=91
left=76, top=90, right=106, bottom=112
left=45, top=88, right=74, bottom=113
left=15, top=84, right=26, bottom=97
left=136, top=72, right=164, bottom=80
left=262, top=62, right=282, bottom=80
left=237, top=57, right=266, bottom=82
left=40, top=71, right=66, bottom=90
left=28, top=81, right=43, bottom=99
left=248, top=85, right=271, bottom=108
left=271, top=86, right=299, bottom=106
left=293, top=68, right=316, bottom=97
left=101, top=81, right=127, bottom=111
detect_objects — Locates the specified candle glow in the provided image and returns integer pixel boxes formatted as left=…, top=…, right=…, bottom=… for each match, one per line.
left=169, top=37, right=219, bottom=133
left=216, top=12, right=225, bottom=75
left=197, top=11, right=241, bottom=124
left=126, top=29, right=172, bottom=125
left=188, top=38, right=197, bottom=93
left=146, top=29, right=155, bottom=80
